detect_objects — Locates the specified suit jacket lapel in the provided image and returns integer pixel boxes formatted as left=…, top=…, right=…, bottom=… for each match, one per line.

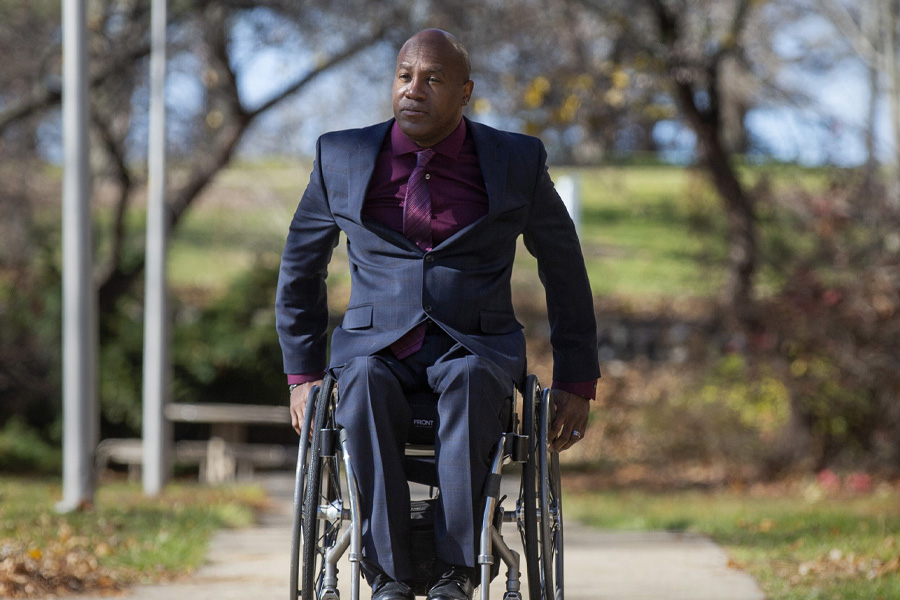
left=432, top=119, right=516, bottom=250
left=468, top=118, right=510, bottom=219
left=346, top=118, right=515, bottom=250
left=347, top=120, right=392, bottom=223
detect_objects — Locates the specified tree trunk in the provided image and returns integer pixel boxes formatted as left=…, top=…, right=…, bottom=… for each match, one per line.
left=884, top=0, right=900, bottom=205
left=647, top=0, right=758, bottom=330
left=675, top=84, right=757, bottom=328
left=862, top=1, right=881, bottom=188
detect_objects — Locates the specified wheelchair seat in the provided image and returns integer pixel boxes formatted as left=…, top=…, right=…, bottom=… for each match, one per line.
left=404, top=390, right=515, bottom=489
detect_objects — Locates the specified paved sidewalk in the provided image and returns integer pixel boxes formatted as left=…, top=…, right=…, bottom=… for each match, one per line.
left=72, top=474, right=764, bottom=600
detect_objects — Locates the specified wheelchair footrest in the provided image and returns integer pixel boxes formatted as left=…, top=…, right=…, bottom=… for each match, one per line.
left=408, top=499, right=437, bottom=596
left=405, top=498, right=502, bottom=595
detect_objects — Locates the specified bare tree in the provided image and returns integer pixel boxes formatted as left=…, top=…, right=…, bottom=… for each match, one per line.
left=578, top=0, right=761, bottom=328
left=820, top=0, right=900, bottom=200
left=0, top=0, right=405, bottom=429
left=95, top=5, right=392, bottom=311
left=0, top=0, right=400, bottom=312
left=650, top=0, right=759, bottom=328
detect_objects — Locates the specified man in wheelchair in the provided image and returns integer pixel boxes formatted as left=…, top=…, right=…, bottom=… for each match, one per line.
left=276, top=29, right=599, bottom=600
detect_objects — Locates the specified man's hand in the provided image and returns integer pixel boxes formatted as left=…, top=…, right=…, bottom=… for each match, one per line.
left=290, top=380, right=322, bottom=436
left=548, top=389, right=590, bottom=453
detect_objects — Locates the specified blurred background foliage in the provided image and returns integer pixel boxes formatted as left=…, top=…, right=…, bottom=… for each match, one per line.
left=1, top=0, right=899, bottom=481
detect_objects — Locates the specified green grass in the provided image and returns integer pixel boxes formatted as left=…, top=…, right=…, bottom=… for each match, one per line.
left=167, top=182, right=295, bottom=294
left=0, top=477, right=266, bottom=595
left=552, top=165, right=728, bottom=299
left=152, top=161, right=733, bottom=301
left=565, top=485, right=900, bottom=600
left=28, top=158, right=838, bottom=303
left=83, top=160, right=833, bottom=303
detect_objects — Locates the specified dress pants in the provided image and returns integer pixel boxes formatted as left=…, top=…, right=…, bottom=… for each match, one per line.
left=333, top=326, right=512, bottom=583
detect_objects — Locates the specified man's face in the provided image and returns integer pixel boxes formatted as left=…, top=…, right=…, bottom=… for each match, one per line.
left=392, top=34, right=473, bottom=148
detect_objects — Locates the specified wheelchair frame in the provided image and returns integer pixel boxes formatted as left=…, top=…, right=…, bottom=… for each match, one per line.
left=289, top=374, right=564, bottom=600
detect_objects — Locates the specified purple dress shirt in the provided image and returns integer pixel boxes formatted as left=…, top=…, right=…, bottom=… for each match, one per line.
left=363, top=117, right=487, bottom=245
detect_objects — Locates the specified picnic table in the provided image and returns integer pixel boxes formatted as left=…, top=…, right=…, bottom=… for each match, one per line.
left=96, top=403, right=295, bottom=484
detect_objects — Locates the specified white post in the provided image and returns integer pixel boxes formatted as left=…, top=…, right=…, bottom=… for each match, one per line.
left=143, top=0, right=170, bottom=496
left=59, top=0, right=98, bottom=512
left=557, top=174, right=582, bottom=239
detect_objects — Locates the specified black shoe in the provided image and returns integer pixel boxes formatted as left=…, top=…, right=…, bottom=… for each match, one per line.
left=371, top=571, right=414, bottom=600
left=426, top=564, right=475, bottom=600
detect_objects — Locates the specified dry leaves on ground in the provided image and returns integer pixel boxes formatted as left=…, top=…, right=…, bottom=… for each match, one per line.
left=0, top=536, right=123, bottom=598
left=784, top=546, right=900, bottom=585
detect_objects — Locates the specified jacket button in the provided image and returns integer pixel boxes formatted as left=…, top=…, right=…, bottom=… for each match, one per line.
left=425, top=255, right=434, bottom=263
left=424, top=305, right=432, bottom=313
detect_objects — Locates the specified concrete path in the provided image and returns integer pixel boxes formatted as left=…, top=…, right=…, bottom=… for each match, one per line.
left=72, top=474, right=765, bottom=600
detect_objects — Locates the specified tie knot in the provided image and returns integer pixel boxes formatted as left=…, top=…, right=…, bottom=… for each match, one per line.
left=416, top=148, right=435, bottom=167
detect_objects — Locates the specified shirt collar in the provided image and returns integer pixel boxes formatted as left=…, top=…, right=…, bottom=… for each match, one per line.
left=391, top=118, right=467, bottom=160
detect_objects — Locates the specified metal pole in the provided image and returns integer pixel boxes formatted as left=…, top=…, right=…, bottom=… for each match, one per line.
left=143, top=0, right=170, bottom=496
left=59, top=0, right=97, bottom=512
left=557, top=174, right=582, bottom=239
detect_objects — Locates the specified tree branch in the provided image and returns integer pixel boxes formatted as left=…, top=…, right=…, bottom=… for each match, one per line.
left=98, top=26, right=389, bottom=312
left=92, top=109, right=135, bottom=286
left=822, top=0, right=881, bottom=64
left=246, top=26, right=389, bottom=120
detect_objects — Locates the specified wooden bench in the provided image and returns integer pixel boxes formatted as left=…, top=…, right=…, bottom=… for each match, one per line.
left=96, top=403, right=295, bottom=484
left=164, top=402, right=291, bottom=439
left=202, top=437, right=293, bottom=483
left=165, top=402, right=293, bottom=482
left=96, top=438, right=208, bottom=481
left=95, top=437, right=294, bottom=483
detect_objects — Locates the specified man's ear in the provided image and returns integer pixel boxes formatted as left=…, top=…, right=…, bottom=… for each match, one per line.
left=462, top=80, right=474, bottom=106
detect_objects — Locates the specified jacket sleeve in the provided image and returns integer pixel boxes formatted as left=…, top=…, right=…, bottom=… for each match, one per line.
left=275, top=137, right=341, bottom=375
left=521, top=141, right=601, bottom=384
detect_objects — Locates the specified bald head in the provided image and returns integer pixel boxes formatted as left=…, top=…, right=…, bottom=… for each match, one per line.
left=400, top=29, right=471, bottom=82
left=392, top=29, right=474, bottom=147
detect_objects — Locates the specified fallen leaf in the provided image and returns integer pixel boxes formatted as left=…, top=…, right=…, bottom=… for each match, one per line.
left=876, top=556, right=900, bottom=578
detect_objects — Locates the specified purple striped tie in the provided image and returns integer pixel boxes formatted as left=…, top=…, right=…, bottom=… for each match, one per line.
left=391, top=148, right=435, bottom=359
left=403, top=148, right=435, bottom=251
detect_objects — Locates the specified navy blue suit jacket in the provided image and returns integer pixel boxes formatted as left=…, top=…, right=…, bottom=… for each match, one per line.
left=275, top=118, right=599, bottom=388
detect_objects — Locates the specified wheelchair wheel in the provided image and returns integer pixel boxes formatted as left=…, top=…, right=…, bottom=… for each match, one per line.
left=301, top=377, right=344, bottom=600
left=290, top=385, right=318, bottom=600
left=538, top=388, right=564, bottom=600
left=521, top=379, right=564, bottom=600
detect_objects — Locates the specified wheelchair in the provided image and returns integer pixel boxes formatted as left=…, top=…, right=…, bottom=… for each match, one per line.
left=289, top=373, right=564, bottom=600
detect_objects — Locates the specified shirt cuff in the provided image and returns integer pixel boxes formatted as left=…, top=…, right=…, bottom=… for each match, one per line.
left=551, top=379, right=597, bottom=400
left=287, top=372, right=326, bottom=386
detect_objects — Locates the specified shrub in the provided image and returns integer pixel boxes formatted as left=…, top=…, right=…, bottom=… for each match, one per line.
left=759, top=176, right=900, bottom=471
left=0, top=417, right=61, bottom=474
